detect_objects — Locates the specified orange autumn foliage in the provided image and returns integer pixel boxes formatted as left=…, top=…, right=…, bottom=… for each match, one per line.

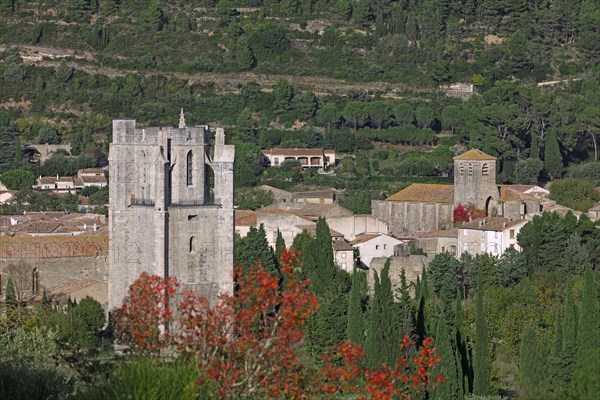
left=113, top=248, right=444, bottom=399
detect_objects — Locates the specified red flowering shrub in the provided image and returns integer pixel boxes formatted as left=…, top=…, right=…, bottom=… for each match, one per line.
left=113, top=272, right=177, bottom=354
left=453, top=203, right=486, bottom=224
left=320, top=336, right=444, bottom=400
left=114, top=248, right=444, bottom=399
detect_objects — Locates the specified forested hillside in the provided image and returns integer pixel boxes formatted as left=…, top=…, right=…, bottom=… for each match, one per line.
left=0, top=0, right=599, bottom=205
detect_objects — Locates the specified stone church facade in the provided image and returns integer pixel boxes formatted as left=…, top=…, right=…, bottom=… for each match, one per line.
left=108, top=116, right=235, bottom=310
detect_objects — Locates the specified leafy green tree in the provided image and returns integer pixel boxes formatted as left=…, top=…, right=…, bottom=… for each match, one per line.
left=394, top=103, right=414, bottom=125
left=37, top=124, right=60, bottom=144
left=342, top=101, right=364, bottom=130
left=549, top=178, right=599, bottom=212
left=441, top=105, right=461, bottom=134
left=0, top=169, right=35, bottom=190
left=514, top=158, right=543, bottom=184
left=54, top=61, right=74, bottom=85
left=415, top=105, right=434, bottom=128
left=235, top=188, right=274, bottom=211
left=316, top=103, right=341, bottom=132
left=544, top=130, right=562, bottom=178
left=365, top=259, right=398, bottom=368
left=364, top=101, right=391, bottom=130
left=234, top=143, right=263, bottom=188
left=497, top=248, right=528, bottom=287
left=3, top=62, right=25, bottom=83
left=73, top=296, right=106, bottom=336
left=142, top=2, right=165, bottom=31
left=272, top=78, right=295, bottom=116
left=473, top=277, right=490, bottom=396
left=0, top=122, right=20, bottom=172
left=233, top=37, right=256, bottom=71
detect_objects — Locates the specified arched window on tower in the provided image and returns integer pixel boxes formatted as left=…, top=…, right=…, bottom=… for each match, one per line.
left=187, top=150, right=193, bottom=186
left=482, top=163, right=489, bottom=176
left=459, top=163, right=464, bottom=176
left=189, top=236, right=195, bottom=253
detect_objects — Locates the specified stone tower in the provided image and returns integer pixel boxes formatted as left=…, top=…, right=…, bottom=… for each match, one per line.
left=453, top=149, right=499, bottom=215
left=108, top=117, right=235, bottom=310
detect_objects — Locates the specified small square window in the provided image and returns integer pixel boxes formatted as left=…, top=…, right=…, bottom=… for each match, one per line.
left=375, top=245, right=380, bottom=250
left=510, top=230, right=515, bottom=239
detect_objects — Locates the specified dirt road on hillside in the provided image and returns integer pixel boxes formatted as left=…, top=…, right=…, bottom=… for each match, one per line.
left=1, top=44, right=429, bottom=96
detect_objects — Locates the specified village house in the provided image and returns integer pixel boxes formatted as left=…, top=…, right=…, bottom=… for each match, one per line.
left=457, top=217, right=528, bottom=256
left=350, top=233, right=404, bottom=268
left=33, top=169, right=107, bottom=193
left=260, top=148, right=336, bottom=170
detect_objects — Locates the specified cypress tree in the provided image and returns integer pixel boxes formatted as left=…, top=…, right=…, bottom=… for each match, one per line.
left=432, top=307, right=463, bottom=400
left=238, top=224, right=279, bottom=277
left=275, top=229, right=285, bottom=263
left=347, top=268, right=365, bottom=344
left=473, top=277, right=490, bottom=396
left=5, top=277, right=16, bottom=306
left=529, top=133, right=539, bottom=159
left=415, top=266, right=429, bottom=343
left=520, top=324, right=541, bottom=393
left=544, top=130, right=562, bottom=179
left=396, top=268, right=413, bottom=338
left=455, top=291, right=471, bottom=395
left=572, top=267, right=600, bottom=397
left=365, top=259, right=398, bottom=368
left=562, top=282, right=578, bottom=371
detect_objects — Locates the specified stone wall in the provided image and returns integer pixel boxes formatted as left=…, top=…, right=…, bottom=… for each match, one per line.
left=368, top=255, right=434, bottom=296
left=371, top=200, right=453, bottom=235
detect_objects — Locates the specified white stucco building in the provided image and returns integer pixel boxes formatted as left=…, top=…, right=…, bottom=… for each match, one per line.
left=457, top=217, right=528, bottom=256
left=350, top=233, right=404, bottom=268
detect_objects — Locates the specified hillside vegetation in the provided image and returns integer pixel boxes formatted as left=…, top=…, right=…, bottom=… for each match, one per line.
left=0, top=1, right=599, bottom=204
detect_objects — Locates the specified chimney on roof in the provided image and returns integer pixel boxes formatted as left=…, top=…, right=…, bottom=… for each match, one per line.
left=83, top=223, right=87, bottom=230
left=93, top=223, right=97, bottom=231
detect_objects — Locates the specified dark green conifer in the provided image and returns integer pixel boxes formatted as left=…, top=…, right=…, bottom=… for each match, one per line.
left=347, top=268, right=365, bottom=344
left=473, top=277, right=490, bottom=396
left=455, top=291, right=472, bottom=395
left=544, top=130, right=562, bottom=179
left=520, top=324, right=543, bottom=393
left=275, top=229, right=285, bottom=263
left=572, top=266, right=600, bottom=397
left=5, top=277, right=16, bottom=306
left=365, top=259, right=398, bottom=368
left=431, top=307, right=463, bottom=400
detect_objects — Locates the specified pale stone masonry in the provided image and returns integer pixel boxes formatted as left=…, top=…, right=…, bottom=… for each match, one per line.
left=108, top=117, right=234, bottom=310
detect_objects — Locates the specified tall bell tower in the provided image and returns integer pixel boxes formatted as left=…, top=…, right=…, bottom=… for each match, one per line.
left=108, top=115, right=235, bottom=310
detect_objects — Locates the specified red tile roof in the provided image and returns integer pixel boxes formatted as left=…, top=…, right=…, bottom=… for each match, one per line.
left=263, top=148, right=326, bottom=157
left=460, top=217, right=526, bottom=231
left=454, top=149, right=496, bottom=160
left=386, top=184, right=454, bottom=204
left=295, top=224, right=344, bottom=237
left=235, top=210, right=257, bottom=226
